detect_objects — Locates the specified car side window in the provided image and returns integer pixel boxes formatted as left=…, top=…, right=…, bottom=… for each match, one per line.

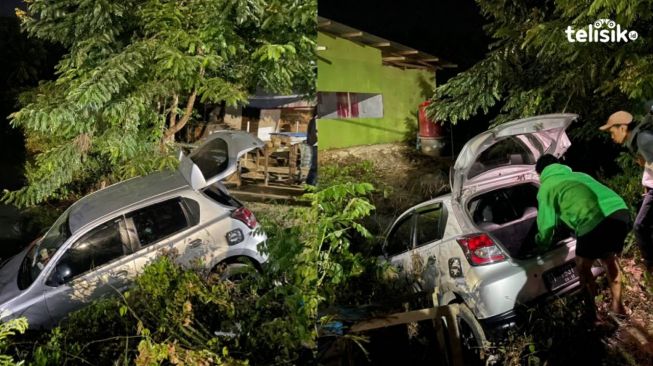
left=127, top=198, right=189, bottom=247
left=385, top=214, right=414, bottom=256
left=54, top=218, right=128, bottom=282
left=415, top=203, right=447, bottom=247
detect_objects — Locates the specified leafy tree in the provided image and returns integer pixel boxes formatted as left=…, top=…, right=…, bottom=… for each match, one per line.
left=0, top=317, right=28, bottom=366
left=428, top=0, right=653, bottom=136
left=5, top=0, right=315, bottom=207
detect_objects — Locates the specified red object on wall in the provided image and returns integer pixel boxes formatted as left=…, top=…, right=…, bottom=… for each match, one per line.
left=418, top=101, right=443, bottom=138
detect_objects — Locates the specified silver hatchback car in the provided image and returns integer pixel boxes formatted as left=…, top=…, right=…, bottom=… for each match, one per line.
left=383, top=114, right=598, bottom=345
left=0, top=131, right=267, bottom=328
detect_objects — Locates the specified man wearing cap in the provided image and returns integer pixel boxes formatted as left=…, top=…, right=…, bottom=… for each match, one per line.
left=600, top=110, right=653, bottom=274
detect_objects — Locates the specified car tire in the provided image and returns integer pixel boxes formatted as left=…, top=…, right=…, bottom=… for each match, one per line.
left=212, top=258, right=260, bottom=283
left=456, top=304, right=487, bottom=366
left=436, top=303, right=487, bottom=366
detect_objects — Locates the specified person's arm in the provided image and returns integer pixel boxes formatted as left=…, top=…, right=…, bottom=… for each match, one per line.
left=535, top=192, right=558, bottom=251
left=636, top=132, right=653, bottom=163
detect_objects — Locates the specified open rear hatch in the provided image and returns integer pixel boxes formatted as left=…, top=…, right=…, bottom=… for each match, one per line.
left=453, top=114, right=577, bottom=259
left=452, top=113, right=576, bottom=202
left=178, top=131, right=264, bottom=190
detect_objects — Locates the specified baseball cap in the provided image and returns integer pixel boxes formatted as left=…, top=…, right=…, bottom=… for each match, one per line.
left=599, top=111, right=633, bottom=131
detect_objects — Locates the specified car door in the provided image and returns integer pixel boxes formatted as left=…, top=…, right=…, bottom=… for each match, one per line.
left=408, top=202, right=448, bottom=292
left=43, top=216, right=136, bottom=323
left=384, top=213, right=415, bottom=277
left=127, top=197, right=214, bottom=273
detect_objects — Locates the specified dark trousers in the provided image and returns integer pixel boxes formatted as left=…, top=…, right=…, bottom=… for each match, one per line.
left=306, top=145, right=318, bottom=185
left=634, top=190, right=653, bottom=267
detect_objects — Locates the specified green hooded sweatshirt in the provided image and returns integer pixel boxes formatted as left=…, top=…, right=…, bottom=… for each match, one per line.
left=535, top=163, right=627, bottom=249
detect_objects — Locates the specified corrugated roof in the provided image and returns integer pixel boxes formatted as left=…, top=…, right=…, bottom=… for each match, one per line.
left=318, top=16, right=457, bottom=71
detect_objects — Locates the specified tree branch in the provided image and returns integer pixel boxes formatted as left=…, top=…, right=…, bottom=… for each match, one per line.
left=168, top=94, right=179, bottom=132
left=163, top=90, right=197, bottom=142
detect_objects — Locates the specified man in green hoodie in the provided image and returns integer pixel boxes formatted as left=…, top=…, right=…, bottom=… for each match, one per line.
left=535, top=154, right=630, bottom=319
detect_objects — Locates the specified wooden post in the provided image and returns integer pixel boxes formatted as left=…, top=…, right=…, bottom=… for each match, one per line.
left=264, top=145, right=270, bottom=186
left=347, top=305, right=466, bottom=366
left=289, top=143, right=298, bottom=183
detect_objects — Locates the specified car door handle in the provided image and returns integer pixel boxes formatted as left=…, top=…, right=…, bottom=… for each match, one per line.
left=114, top=270, right=129, bottom=277
left=188, top=238, right=203, bottom=248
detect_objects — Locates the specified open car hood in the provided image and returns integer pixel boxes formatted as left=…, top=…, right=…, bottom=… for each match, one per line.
left=178, top=131, right=264, bottom=190
left=452, top=113, right=577, bottom=201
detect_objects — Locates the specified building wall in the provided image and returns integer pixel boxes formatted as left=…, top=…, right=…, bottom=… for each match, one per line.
left=317, top=31, right=435, bottom=150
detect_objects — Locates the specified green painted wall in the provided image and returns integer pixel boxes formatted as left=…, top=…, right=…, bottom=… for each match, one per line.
left=317, top=31, right=435, bottom=150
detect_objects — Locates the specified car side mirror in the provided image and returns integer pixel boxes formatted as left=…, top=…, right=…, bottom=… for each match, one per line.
left=46, top=264, right=73, bottom=287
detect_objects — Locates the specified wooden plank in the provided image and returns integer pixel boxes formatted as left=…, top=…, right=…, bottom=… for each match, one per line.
left=388, top=61, right=431, bottom=70
left=416, top=60, right=438, bottom=68
left=341, top=31, right=363, bottom=38
left=398, top=50, right=419, bottom=55
left=382, top=56, right=405, bottom=62
left=371, top=42, right=391, bottom=47
left=348, top=305, right=465, bottom=366
left=350, top=307, right=440, bottom=333
left=318, top=20, right=331, bottom=28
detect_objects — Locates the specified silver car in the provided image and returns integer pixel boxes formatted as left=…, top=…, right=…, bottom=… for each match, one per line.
left=0, top=131, right=267, bottom=328
left=383, top=114, right=598, bottom=349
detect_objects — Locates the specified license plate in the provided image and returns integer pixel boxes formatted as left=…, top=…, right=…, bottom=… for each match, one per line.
left=543, top=261, right=579, bottom=291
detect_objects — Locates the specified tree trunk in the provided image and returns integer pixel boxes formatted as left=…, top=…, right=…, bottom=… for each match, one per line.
left=162, top=90, right=197, bottom=144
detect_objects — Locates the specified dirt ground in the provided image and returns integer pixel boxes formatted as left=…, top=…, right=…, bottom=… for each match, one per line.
left=320, top=143, right=452, bottom=233
left=321, top=143, right=452, bottom=199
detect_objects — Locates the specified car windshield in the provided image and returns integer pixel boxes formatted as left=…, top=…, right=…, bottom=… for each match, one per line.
left=19, top=210, right=71, bottom=289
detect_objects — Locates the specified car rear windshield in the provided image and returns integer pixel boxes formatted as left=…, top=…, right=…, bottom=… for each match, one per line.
left=190, top=137, right=229, bottom=179
left=19, top=210, right=71, bottom=289
left=468, top=136, right=538, bottom=179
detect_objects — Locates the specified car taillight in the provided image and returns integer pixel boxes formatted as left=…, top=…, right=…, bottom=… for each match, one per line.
left=456, top=233, right=506, bottom=266
left=231, top=207, right=257, bottom=229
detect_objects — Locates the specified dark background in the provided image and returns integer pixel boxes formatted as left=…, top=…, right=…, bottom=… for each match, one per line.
left=318, top=0, right=490, bottom=82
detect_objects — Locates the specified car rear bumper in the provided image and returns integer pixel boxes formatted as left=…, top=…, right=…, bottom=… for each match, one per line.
left=478, top=274, right=591, bottom=340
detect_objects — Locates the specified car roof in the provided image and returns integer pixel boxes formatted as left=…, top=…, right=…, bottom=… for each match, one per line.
left=68, top=170, right=189, bottom=234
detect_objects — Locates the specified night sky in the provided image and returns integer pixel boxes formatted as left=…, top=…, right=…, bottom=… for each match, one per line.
left=0, top=0, right=21, bottom=17
left=318, top=0, right=490, bottom=82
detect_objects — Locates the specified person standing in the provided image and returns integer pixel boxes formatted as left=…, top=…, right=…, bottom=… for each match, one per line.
left=305, top=111, right=318, bottom=186
left=534, top=154, right=630, bottom=319
left=600, top=110, right=653, bottom=274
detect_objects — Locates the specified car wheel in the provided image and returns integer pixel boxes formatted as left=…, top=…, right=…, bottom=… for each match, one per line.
left=212, top=258, right=260, bottom=283
left=456, top=304, right=487, bottom=366
left=436, top=303, right=487, bottom=366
